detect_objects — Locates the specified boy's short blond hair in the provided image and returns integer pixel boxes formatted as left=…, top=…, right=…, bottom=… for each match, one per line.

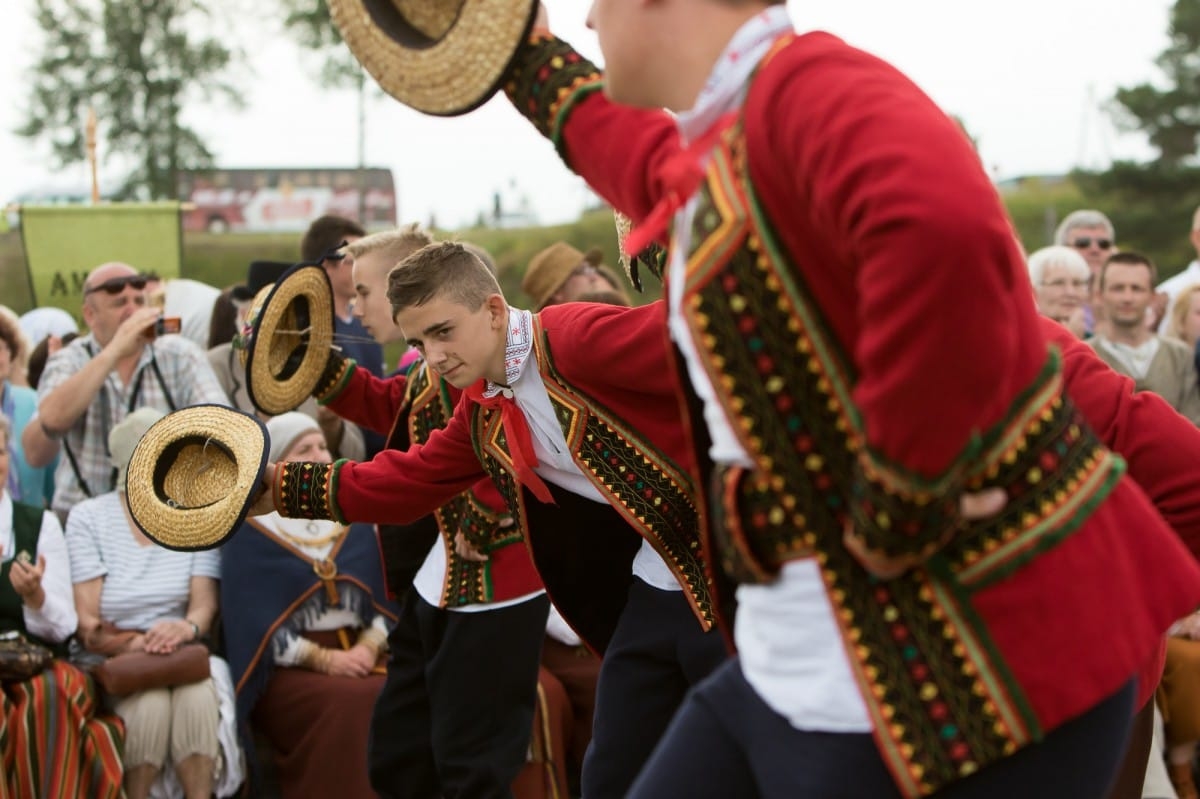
left=387, top=241, right=503, bottom=314
left=346, top=224, right=434, bottom=273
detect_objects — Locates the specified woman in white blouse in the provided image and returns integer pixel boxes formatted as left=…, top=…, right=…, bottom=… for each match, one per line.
left=67, top=407, right=224, bottom=799
left=0, top=414, right=125, bottom=797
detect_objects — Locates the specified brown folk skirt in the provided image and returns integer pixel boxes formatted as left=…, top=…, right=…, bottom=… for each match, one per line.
left=1159, top=637, right=1200, bottom=745
left=252, top=665, right=385, bottom=798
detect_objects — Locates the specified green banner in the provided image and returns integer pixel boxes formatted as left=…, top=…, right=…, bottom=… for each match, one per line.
left=19, top=202, right=183, bottom=322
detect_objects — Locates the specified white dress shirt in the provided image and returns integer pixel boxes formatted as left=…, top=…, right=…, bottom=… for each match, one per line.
left=1, top=493, right=78, bottom=642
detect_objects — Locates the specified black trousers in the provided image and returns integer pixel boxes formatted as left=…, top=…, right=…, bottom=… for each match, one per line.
left=581, top=578, right=730, bottom=799
left=367, top=590, right=550, bottom=799
left=629, top=656, right=1136, bottom=799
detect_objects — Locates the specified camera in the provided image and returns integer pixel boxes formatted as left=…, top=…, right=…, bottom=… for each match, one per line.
left=153, top=316, right=182, bottom=337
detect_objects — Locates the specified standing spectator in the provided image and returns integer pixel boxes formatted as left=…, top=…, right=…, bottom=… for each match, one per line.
left=1090, top=252, right=1200, bottom=424
left=0, top=414, right=125, bottom=798
left=0, top=310, right=55, bottom=507
left=21, top=262, right=227, bottom=517
left=221, top=412, right=396, bottom=799
left=1157, top=205, right=1200, bottom=334
left=1164, top=283, right=1200, bottom=378
left=68, top=408, right=234, bottom=799
left=301, top=215, right=385, bottom=379
left=1028, top=245, right=1090, bottom=339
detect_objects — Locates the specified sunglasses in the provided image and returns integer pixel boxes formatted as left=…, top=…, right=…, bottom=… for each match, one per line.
left=83, top=274, right=152, bottom=295
left=1070, top=237, right=1113, bottom=251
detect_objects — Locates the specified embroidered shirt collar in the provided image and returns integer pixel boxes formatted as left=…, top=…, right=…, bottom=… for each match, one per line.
left=480, top=307, right=534, bottom=399
left=675, top=5, right=794, bottom=143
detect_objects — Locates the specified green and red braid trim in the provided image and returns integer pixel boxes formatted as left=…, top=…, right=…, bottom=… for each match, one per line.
left=504, top=33, right=604, bottom=163
left=313, top=352, right=355, bottom=405
left=274, top=459, right=347, bottom=524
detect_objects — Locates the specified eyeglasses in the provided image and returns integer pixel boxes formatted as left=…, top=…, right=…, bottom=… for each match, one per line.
left=83, top=274, right=151, bottom=295
left=1070, top=237, right=1113, bottom=251
left=1040, top=278, right=1090, bottom=290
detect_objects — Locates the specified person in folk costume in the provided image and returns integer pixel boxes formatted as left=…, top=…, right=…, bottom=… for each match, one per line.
left=250, top=241, right=730, bottom=798
left=476, top=1, right=1200, bottom=796
left=302, top=227, right=559, bottom=799
left=220, top=411, right=398, bottom=799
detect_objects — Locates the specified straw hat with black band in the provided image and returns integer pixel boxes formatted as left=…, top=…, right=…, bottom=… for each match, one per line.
left=240, top=262, right=336, bottom=416
left=126, top=405, right=269, bottom=552
left=328, top=0, right=538, bottom=116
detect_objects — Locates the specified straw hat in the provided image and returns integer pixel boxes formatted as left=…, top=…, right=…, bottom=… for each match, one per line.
left=241, top=263, right=335, bottom=416
left=523, top=242, right=604, bottom=310
left=328, top=0, right=538, bottom=116
left=126, top=405, right=268, bottom=551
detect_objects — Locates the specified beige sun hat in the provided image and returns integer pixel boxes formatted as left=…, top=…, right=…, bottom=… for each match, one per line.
left=126, top=405, right=269, bottom=551
left=240, top=263, right=335, bottom=416
left=329, top=0, right=538, bottom=116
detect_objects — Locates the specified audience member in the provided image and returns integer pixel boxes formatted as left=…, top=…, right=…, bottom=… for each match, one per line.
left=1157, top=205, right=1200, bottom=335
left=0, top=414, right=124, bottom=797
left=25, top=332, right=77, bottom=392
left=144, top=275, right=222, bottom=351
left=1056, top=209, right=1118, bottom=335
left=221, top=412, right=395, bottom=799
left=0, top=312, right=55, bottom=508
left=205, top=287, right=239, bottom=351
left=16, top=307, right=76, bottom=356
left=522, top=242, right=618, bottom=309
left=67, top=408, right=235, bottom=799
left=1090, top=252, right=1200, bottom=424
left=300, top=215, right=385, bottom=378
left=22, top=263, right=227, bottom=517
left=1159, top=613, right=1200, bottom=799
left=1028, top=245, right=1090, bottom=339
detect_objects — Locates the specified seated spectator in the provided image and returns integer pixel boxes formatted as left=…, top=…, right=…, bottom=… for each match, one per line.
left=0, top=414, right=124, bottom=797
left=26, top=331, right=78, bottom=392
left=1028, top=245, right=1090, bottom=339
left=0, top=307, right=30, bottom=388
left=23, top=262, right=229, bottom=519
left=0, top=310, right=56, bottom=509
left=220, top=412, right=396, bottom=799
left=67, top=408, right=237, bottom=799
left=16, top=307, right=77, bottom=355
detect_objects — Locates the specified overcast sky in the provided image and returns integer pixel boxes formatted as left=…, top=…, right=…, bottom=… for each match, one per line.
left=0, top=0, right=1177, bottom=229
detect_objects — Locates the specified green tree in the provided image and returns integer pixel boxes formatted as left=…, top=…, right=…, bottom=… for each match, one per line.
left=18, top=0, right=244, bottom=200
left=1111, top=0, right=1200, bottom=165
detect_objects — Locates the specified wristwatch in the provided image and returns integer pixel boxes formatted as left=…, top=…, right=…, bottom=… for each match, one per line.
left=185, top=620, right=201, bottom=640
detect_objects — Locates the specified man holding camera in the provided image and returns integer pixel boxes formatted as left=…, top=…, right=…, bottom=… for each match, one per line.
left=21, top=261, right=226, bottom=517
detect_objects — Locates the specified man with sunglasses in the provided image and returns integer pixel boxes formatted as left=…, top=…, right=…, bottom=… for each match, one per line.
left=21, top=262, right=226, bottom=518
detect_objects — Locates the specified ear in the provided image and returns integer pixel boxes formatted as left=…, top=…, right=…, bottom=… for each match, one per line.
left=484, top=293, right=507, bottom=328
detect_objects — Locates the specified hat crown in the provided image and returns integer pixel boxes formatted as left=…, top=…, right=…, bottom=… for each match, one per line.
left=523, top=242, right=594, bottom=309
left=389, top=0, right=463, bottom=39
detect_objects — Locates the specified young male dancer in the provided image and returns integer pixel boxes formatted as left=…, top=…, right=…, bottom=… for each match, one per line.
left=255, top=241, right=727, bottom=799
left=310, top=228, right=547, bottom=799
left=485, top=2, right=1200, bottom=795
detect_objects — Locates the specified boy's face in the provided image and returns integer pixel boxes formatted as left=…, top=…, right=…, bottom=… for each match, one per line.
left=395, top=293, right=507, bottom=389
left=352, top=250, right=404, bottom=345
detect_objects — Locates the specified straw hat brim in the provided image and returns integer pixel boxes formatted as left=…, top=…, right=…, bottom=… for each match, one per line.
left=329, top=0, right=538, bottom=116
left=127, top=405, right=268, bottom=552
left=244, top=264, right=335, bottom=416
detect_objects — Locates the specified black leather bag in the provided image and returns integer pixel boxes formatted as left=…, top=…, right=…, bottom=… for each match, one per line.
left=0, top=631, right=53, bottom=682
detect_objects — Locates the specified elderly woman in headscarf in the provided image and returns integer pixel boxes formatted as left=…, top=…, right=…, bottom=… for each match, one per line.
left=0, top=413, right=125, bottom=798
left=66, top=407, right=237, bottom=799
left=220, top=412, right=396, bottom=799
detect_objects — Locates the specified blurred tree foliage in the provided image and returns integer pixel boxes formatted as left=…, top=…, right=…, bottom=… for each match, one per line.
left=1071, top=0, right=1200, bottom=277
left=17, top=0, right=244, bottom=200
